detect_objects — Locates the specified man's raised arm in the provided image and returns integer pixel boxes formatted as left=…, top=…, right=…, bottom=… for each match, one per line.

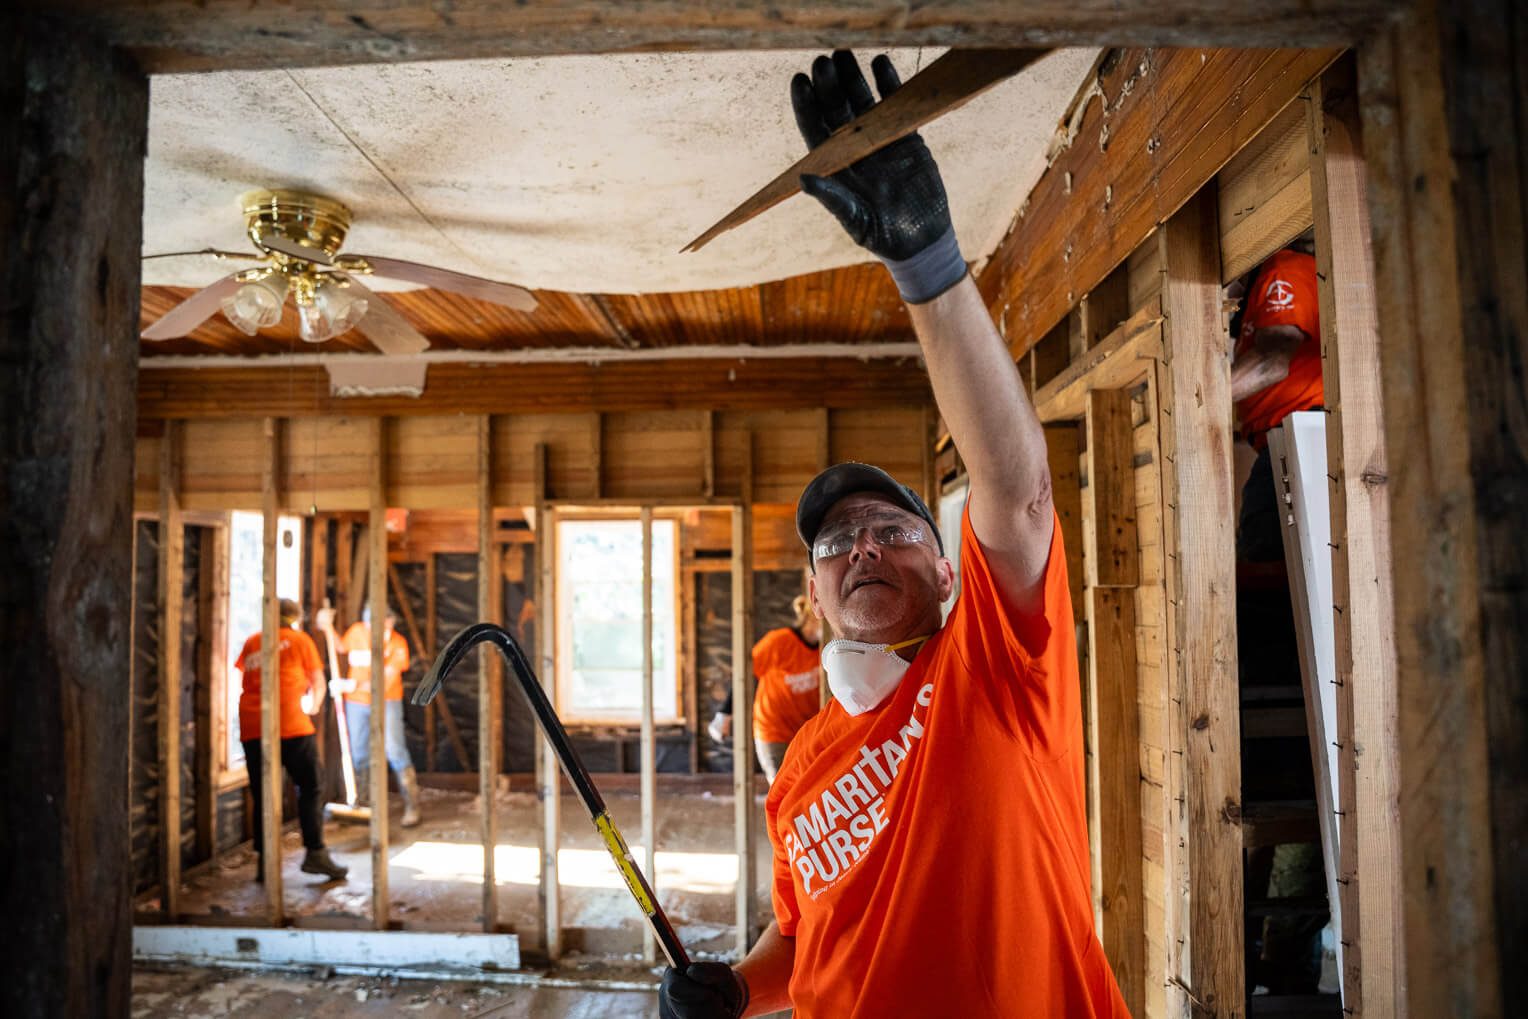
left=792, top=50, right=1053, bottom=612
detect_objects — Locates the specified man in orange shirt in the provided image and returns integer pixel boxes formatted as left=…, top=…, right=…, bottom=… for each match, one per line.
left=750, top=595, right=822, bottom=783
left=1230, top=248, right=1324, bottom=561
left=324, top=606, right=420, bottom=827
left=660, top=51, right=1128, bottom=1018
left=234, top=598, right=348, bottom=882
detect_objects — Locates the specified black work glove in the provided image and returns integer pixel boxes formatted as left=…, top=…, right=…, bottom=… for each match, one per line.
left=792, top=50, right=965, bottom=303
left=658, top=961, right=749, bottom=1019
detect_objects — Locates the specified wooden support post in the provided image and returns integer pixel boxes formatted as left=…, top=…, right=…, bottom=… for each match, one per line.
left=0, top=22, right=146, bottom=1015
left=1159, top=190, right=1243, bottom=1019
left=1359, top=1, right=1525, bottom=1010
left=1083, top=389, right=1144, bottom=1018
left=194, top=526, right=219, bottom=864
left=260, top=417, right=284, bottom=920
left=477, top=415, right=501, bottom=932
left=335, top=519, right=354, bottom=629
left=425, top=554, right=438, bottom=771
left=367, top=418, right=389, bottom=930
left=731, top=433, right=759, bottom=957
left=640, top=506, right=658, bottom=964
left=157, top=420, right=185, bottom=920
left=1085, top=265, right=1134, bottom=353
left=309, top=516, right=331, bottom=771
left=701, top=411, right=716, bottom=499
left=534, top=443, right=561, bottom=958
left=589, top=412, right=603, bottom=499
left=1308, top=57, right=1404, bottom=1017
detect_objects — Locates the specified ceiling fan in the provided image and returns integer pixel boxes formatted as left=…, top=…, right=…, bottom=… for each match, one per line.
left=141, top=189, right=539, bottom=354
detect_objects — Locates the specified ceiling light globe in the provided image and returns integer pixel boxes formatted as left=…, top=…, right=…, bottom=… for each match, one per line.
left=219, top=273, right=288, bottom=335
left=315, top=277, right=369, bottom=337
left=297, top=300, right=339, bottom=343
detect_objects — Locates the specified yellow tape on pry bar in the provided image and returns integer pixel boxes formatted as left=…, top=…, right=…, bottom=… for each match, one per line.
left=595, top=811, right=655, bottom=915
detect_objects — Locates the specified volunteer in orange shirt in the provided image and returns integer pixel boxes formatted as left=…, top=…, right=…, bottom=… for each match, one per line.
left=324, top=605, right=421, bottom=827
left=750, top=596, right=822, bottom=783
left=234, top=598, right=348, bottom=882
left=1230, top=248, right=1324, bottom=561
left=659, top=50, right=1129, bottom=1019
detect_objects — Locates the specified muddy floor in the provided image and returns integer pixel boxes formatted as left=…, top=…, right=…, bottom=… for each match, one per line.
left=142, top=785, right=772, bottom=959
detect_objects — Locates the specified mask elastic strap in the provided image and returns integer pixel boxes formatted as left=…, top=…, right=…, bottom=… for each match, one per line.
left=884, top=635, right=930, bottom=654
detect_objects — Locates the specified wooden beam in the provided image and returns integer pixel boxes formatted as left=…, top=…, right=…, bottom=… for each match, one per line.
left=425, top=554, right=437, bottom=771
left=534, top=443, right=561, bottom=959
left=335, top=519, right=354, bottom=628
left=731, top=435, right=758, bottom=957
left=477, top=415, right=501, bottom=933
left=1082, top=390, right=1144, bottom=1016
left=640, top=507, right=658, bottom=964
left=1158, top=190, right=1243, bottom=1019
left=157, top=419, right=185, bottom=920
left=979, top=48, right=1341, bottom=360
left=260, top=417, right=284, bottom=920
left=40, top=2, right=1400, bottom=74
left=0, top=23, right=146, bottom=1014
left=193, top=525, right=219, bottom=863
left=1308, top=56, right=1403, bottom=1017
left=367, top=417, right=389, bottom=930
left=1033, top=300, right=1163, bottom=424
left=136, top=359, right=934, bottom=420
left=1359, top=1, right=1524, bottom=1011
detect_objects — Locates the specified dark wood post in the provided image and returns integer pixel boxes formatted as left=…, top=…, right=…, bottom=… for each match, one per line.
left=0, top=16, right=147, bottom=1018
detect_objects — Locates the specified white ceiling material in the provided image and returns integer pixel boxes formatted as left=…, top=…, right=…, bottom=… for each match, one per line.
left=142, top=48, right=1097, bottom=296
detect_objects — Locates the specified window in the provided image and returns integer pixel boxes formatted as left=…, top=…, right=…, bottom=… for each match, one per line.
left=555, top=518, right=680, bottom=723
left=223, top=511, right=304, bottom=772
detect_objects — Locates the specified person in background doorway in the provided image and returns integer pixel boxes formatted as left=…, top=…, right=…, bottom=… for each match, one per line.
left=750, top=595, right=822, bottom=783
left=234, top=598, right=349, bottom=882
left=1230, top=247, right=1324, bottom=561
left=324, top=606, right=421, bottom=828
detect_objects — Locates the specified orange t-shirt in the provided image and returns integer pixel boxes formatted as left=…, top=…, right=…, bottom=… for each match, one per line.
left=751, top=628, right=822, bottom=745
left=340, top=623, right=410, bottom=705
left=765, top=508, right=1128, bottom=1018
left=1236, top=249, right=1324, bottom=444
left=236, top=628, right=321, bottom=741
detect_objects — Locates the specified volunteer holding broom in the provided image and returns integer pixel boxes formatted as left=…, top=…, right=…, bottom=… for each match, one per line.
left=659, top=50, right=1129, bottom=1018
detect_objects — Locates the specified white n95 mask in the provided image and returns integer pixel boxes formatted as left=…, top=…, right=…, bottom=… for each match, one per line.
left=822, top=636, right=928, bottom=716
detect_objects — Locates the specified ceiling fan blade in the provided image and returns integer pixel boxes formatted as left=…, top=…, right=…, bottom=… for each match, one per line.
left=141, top=273, right=245, bottom=340
left=141, top=247, right=264, bottom=263
left=260, top=233, right=337, bottom=266
left=340, top=275, right=431, bottom=356
left=353, top=255, right=538, bottom=313
left=682, top=48, right=1050, bottom=253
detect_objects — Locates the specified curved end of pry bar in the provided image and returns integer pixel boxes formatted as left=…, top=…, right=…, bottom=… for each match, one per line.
left=411, top=621, right=505, bottom=707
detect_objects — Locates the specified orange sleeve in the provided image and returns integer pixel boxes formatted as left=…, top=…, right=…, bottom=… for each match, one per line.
left=234, top=635, right=255, bottom=673
left=942, top=506, right=1079, bottom=757
left=393, top=632, right=410, bottom=672
left=751, top=631, right=776, bottom=679
left=1245, top=251, right=1320, bottom=341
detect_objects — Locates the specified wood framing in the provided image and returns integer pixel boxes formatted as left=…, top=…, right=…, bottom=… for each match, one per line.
left=1159, top=191, right=1243, bottom=1018
left=534, top=444, right=562, bottom=959
left=1308, top=56, right=1403, bottom=1016
left=0, top=21, right=146, bottom=1014
left=425, top=555, right=438, bottom=770
left=1358, top=0, right=1524, bottom=1012
left=640, top=507, right=658, bottom=964
left=731, top=435, right=759, bottom=957
left=260, top=418, right=284, bottom=919
left=158, top=420, right=185, bottom=920
left=368, top=418, right=390, bottom=930
left=477, top=416, right=501, bottom=933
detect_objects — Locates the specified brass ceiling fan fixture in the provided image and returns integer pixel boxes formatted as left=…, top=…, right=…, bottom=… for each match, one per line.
left=141, top=189, right=539, bottom=355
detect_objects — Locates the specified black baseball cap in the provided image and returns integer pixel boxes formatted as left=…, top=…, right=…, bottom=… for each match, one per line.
left=796, top=462, right=944, bottom=561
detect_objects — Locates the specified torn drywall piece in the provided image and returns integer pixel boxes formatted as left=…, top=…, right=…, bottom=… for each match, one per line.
left=326, top=358, right=428, bottom=398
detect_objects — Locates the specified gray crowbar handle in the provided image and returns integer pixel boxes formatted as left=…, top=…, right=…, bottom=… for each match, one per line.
left=411, top=622, right=691, bottom=971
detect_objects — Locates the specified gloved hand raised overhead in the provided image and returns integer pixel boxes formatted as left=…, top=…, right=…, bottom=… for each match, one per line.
left=659, top=961, right=749, bottom=1019
left=792, top=50, right=966, bottom=303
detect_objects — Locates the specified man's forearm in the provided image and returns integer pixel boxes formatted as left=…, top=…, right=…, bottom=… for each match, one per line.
left=735, top=921, right=796, bottom=1016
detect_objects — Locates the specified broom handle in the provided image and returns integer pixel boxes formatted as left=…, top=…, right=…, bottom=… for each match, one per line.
left=320, top=602, right=357, bottom=806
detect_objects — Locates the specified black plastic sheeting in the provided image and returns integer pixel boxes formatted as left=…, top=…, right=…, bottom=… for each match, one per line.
left=697, top=570, right=803, bottom=773
left=130, top=520, right=208, bottom=895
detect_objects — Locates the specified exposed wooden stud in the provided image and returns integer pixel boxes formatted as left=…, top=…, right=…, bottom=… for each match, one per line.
left=1083, top=390, right=1144, bottom=1017
left=589, top=412, right=603, bottom=500
left=335, top=519, right=354, bottom=628
left=157, top=420, right=185, bottom=920
left=701, top=410, right=716, bottom=499
left=1043, top=425, right=1085, bottom=628
left=1359, top=1, right=1523, bottom=1011
left=367, top=417, right=389, bottom=930
left=1308, top=57, right=1404, bottom=1017
left=533, top=443, right=561, bottom=959
left=1085, top=265, right=1133, bottom=352
left=193, top=526, right=219, bottom=863
left=731, top=432, right=758, bottom=957
left=1033, top=301, right=1164, bottom=424
left=1068, top=304, right=1087, bottom=361
left=309, top=517, right=330, bottom=771
left=1159, top=190, right=1243, bottom=1019
left=260, top=417, right=284, bottom=921
left=477, top=415, right=500, bottom=933
left=425, top=554, right=438, bottom=771
left=640, top=506, right=658, bottom=964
